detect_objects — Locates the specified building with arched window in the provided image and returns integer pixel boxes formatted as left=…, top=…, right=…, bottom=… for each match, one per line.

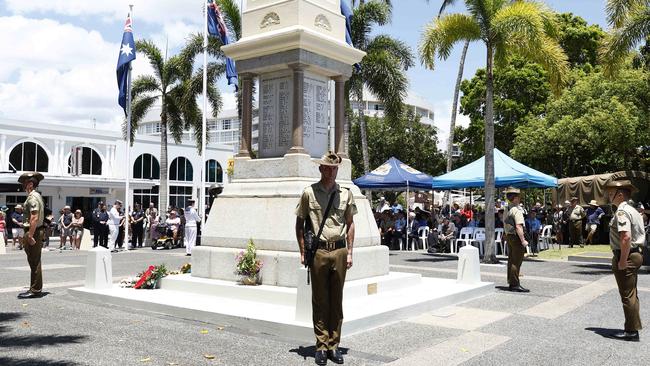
left=0, top=119, right=232, bottom=217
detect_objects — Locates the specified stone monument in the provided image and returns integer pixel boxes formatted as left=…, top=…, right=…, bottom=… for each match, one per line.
left=192, top=0, right=388, bottom=286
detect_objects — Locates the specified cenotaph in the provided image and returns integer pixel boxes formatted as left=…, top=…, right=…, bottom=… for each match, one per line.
left=191, top=0, right=388, bottom=286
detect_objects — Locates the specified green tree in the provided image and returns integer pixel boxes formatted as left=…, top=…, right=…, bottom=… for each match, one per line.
left=349, top=110, right=445, bottom=179
left=512, top=68, right=650, bottom=176
left=455, top=58, right=551, bottom=164
left=555, top=13, right=606, bottom=69
left=419, top=0, right=569, bottom=262
left=347, top=0, right=414, bottom=175
left=127, top=39, right=224, bottom=211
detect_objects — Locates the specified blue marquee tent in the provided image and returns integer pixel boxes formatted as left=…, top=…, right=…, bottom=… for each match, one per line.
left=354, top=157, right=434, bottom=190
left=431, top=149, right=557, bottom=189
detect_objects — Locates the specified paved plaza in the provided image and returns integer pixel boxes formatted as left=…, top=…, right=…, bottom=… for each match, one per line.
left=0, top=248, right=648, bottom=365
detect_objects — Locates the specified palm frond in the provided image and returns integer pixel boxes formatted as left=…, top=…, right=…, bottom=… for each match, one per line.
left=164, top=91, right=186, bottom=144
left=131, top=75, right=160, bottom=100
left=601, top=8, right=650, bottom=76
left=351, top=0, right=391, bottom=47
left=606, top=0, right=648, bottom=27
left=361, top=51, right=409, bottom=119
left=437, top=0, right=461, bottom=17
left=366, top=35, right=414, bottom=70
left=124, top=95, right=157, bottom=145
left=419, top=13, right=481, bottom=69
left=493, top=1, right=546, bottom=43
left=216, top=0, right=242, bottom=41
left=135, top=40, right=165, bottom=81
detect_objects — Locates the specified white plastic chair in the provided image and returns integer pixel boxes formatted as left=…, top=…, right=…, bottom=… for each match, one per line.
left=471, top=231, right=486, bottom=256
left=495, top=228, right=506, bottom=255
left=540, top=225, right=553, bottom=250
left=417, top=226, right=430, bottom=251
left=453, top=227, right=475, bottom=253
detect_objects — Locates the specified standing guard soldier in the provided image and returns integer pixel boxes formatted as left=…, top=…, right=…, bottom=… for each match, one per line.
left=606, top=180, right=645, bottom=341
left=17, top=172, right=46, bottom=299
left=295, top=152, right=357, bottom=365
left=503, top=187, right=530, bottom=293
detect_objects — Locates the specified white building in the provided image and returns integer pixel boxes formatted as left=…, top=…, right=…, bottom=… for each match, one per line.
left=350, top=89, right=435, bottom=125
left=0, top=119, right=232, bottom=216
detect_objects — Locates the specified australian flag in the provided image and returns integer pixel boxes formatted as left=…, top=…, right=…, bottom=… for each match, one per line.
left=116, top=13, right=136, bottom=116
left=340, top=1, right=360, bottom=72
left=207, top=0, right=238, bottom=90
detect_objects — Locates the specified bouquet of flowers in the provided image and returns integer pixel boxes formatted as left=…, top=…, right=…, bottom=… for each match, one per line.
left=119, top=276, right=138, bottom=288
left=134, top=264, right=168, bottom=289
left=235, top=239, right=263, bottom=280
left=180, top=263, right=191, bottom=274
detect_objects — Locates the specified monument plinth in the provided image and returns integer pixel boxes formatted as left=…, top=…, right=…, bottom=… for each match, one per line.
left=192, top=0, right=386, bottom=287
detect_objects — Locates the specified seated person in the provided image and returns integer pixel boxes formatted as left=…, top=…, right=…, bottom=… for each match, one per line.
left=393, top=211, right=407, bottom=249
left=436, top=218, right=456, bottom=253
left=165, top=210, right=181, bottom=242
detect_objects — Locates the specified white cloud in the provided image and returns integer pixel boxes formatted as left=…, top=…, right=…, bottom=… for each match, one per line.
left=432, top=99, right=471, bottom=151
left=150, top=20, right=201, bottom=51
left=0, top=15, right=155, bottom=129
left=5, top=0, right=207, bottom=26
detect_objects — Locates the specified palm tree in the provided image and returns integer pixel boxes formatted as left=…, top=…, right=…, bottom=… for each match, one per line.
left=347, top=0, right=414, bottom=174
left=601, top=0, right=650, bottom=76
left=127, top=39, right=224, bottom=212
left=419, top=0, right=569, bottom=262
left=426, top=0, right=470, bottom=174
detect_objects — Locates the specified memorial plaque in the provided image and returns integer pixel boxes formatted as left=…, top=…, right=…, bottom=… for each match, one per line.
left=258, top=71, right=330, bottom=158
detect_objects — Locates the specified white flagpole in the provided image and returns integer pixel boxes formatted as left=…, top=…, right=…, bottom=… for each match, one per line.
left=124, top=4, right=134, bottom=252
left=201, top=1, right=208, bottom=222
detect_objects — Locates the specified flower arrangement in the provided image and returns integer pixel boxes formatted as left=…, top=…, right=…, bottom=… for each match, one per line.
left=134, top=264, right=168, bottom=289
left=235, top=239, right=263, bottom=284
left=119, top=276, right=139, bottom=288
left=180, top=263, right=191, bottom=274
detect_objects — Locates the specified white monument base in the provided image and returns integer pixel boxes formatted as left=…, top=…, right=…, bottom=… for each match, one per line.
left=0, top=235, right=5, bottom=254
left=69, top=271, right=492, bottom=341
left=80, top=229, right=93, bottom=251
left=84, top=247, right=113, bottom=290
left=457, top=246, right=482, bottom=284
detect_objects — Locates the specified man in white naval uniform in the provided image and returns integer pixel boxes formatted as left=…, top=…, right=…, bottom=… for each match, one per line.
left=184, top=199, right=201, bottom=256
left=108, top=200, right=124, bottom=252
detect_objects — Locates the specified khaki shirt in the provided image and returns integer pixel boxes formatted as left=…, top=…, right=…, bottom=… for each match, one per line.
left=609, top=201, right=646, bottom=250
left=569, top=205, right=585, bottom=221
left=23, top=190, right=44, bottom=229
left=504, top=204, right=525, bottom=235
left=295, top=182, right=358, bottom=242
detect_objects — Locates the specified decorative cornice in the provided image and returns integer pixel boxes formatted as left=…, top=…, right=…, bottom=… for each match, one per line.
left=260, top=12, right=280, bottom=29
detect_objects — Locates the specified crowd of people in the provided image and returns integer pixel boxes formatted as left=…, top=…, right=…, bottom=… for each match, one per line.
left=2, top=200, right=204, bottom=256
left=373, top=195, right=650, bottom=253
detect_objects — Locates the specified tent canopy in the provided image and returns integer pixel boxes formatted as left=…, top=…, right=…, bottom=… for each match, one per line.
left=431, top=148, right=557, bottom=189
left=353, top=157, right=434, bottom=190
left=555, top=170, right=650, bottom=206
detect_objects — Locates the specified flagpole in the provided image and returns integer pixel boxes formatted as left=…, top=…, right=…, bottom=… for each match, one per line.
left=201, top=1, right=208, bottom=223
left=124, top=4, right=134, bottom=252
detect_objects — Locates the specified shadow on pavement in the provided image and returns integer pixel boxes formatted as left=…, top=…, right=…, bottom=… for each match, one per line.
left=585, top=327, right=621, bottom=339
left=289, top=345, right=349, bottom=361
left=495, top=286, right=512, bottom=292
left=0, top=357, right=81, bottom=366
left=0, top=312, right=87, bottom=365
left=405, top=255, right=457, bottom=264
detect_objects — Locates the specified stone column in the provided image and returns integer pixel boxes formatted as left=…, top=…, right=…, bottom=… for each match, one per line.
left=237, top=73, right=254, bottom=158
left=287, top=63, right=307, bottom=154
left=334, top=76, right=348, bottom=158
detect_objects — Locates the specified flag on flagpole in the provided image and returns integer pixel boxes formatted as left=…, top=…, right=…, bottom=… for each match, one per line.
left=207, top=0, right=238, bottom=90
left=340, top=1, right=360, bottom=72
left=117, top=13, right=136, bottom=116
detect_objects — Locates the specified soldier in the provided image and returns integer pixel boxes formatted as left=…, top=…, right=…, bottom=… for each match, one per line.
left=606, top=180, right=645, bottom=341
left=503, top=187, right=529, bottom=293
left=295, top=152, right=357, bottom=366
left=17, top=172, right=45, bottom=299
left=568, top=197, right=586, bottom=248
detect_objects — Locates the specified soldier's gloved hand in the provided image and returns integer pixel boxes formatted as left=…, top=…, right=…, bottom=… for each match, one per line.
left=347, top=253, right=353, bottom=269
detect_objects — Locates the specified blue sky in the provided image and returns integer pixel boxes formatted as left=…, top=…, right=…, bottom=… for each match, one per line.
left=0, top=0, right=611, bottom=142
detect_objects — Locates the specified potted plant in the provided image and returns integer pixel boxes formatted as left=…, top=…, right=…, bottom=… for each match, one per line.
left=235, top=239, right=263, bottom=285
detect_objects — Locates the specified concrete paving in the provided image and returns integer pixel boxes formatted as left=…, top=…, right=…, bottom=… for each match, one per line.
left=1, top=246, right=649, bottom=365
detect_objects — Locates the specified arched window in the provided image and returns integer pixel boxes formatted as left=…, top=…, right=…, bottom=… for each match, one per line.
left=170, top=157, right=193, bottom=182
left=133, top=153, right=160, bottom=179
left=68, top=147, right=102, bottom=175
left=9, top=141, right=49, bottom=172
left=205, top=159, right=223, bottom=183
